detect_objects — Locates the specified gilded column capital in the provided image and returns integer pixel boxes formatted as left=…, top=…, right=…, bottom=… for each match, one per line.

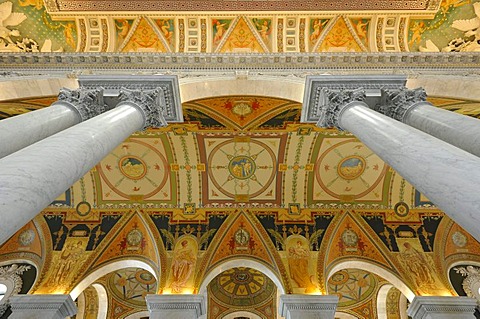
left=316, top=88, right=367, bottom=129
left=117, top=88, right=167, bottom=129
left=55, top=87, right=107, bottom=122
left=379, top=87, right=428, bottom=122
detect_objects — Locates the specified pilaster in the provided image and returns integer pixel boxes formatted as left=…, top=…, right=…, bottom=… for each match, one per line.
left=279, top=294, right=339, bottom=319
left=407, top=296, right=477, bottom=319
left=9, top=294, right=77, bottom=319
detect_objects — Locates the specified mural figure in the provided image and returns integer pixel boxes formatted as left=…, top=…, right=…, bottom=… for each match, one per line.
left=287, top=239, right=312, bottom=290
left=253, top=18, right=271, bottom=42
left=48, top=240, right=84, bottom=285
left=400, top=242, right=435, bottom=289
left=116, top=19, right=131, bottom=47
left=160, top=20, right=173, bottom=43
left=310, top=19, right=328, bottom=43
left=408, top=21, right=426, bottom=47
left=213, top=20, right=229, bottom=44
left=355, top=19, right=369, bottom=42
left=170, top=239, right=197, bottom=293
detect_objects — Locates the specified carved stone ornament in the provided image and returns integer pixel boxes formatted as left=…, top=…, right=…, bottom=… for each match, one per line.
left=56, top=87, right=108, bottom=122
left=118, top=88, right=168, bottom=129
left=379, top=87, right=427, bottom=122
left=0, top=264, right=31, bottom=316
left=455, top=266, right=480, bottom=302
left=316, top=88, right=366, bottom=130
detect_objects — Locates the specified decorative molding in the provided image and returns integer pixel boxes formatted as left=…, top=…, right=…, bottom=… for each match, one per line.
left=279, top=294, right=339, bottom=318
left=78, top=75, right=182, bottom=123
left=378, top=87, right=428, bottom=122
left=1, top=53, right=480, bottom=75
left=0, top=264, right=31, bottom=317
left=315, top=88, right=366, bottom=129
left=146, top=294, right=205, bottom=318
left=45, top=0, right=440, bottom=13
left=455, top=266, right=480, bottom=303
left=118, top=88, right=168, bottom=129
left=9, top=294, right=77, bottom=319
left=54, top=87, right=108, bottom=121
left=302, top=74, right=406, bottom=123
left=407, top=296, right=477, bottom=319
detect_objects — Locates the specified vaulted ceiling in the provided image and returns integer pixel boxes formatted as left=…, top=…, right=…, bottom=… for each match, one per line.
left=1, top=0, right=480, bottom=318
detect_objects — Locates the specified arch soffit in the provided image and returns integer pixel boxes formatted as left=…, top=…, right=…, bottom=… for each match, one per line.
left=326, top=259, right=415, bottom=302
left=222, top=311, right=263, bottom=319
left=124, top=311, right=150, bottom=319
left=70, top=259, right=157, bottom=300
left=198, top=258, right=286, bottom=295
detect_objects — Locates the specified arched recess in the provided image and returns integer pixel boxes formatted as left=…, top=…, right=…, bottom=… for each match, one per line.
left=377, top=283, right=393, bottom=319
left=198, top=258, right=285, bottom=295
left=124, top=310, right=150, bottom=319
left=222, top=310, right=263, bottom=319
left=447, top=260, right=480, bottom=300
left=0, top=259, right=40, bottom=292
left=327, top=260, right=415, bottom=302
left=179, top=76, right=305, bottom=104
left=70, top=259, right=157, bottom=300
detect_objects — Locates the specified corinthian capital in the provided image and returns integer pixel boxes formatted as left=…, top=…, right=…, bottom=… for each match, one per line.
left=118, top=88, right=167, bottom=129
left=379, top=87, right=427, bottom=122
left=316, top=88, right=366, bottom=129
left=56, top=87, right=107, bottom=121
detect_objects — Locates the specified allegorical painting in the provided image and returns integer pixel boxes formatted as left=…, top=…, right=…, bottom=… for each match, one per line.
left=168, top=235, right=198, bottom=294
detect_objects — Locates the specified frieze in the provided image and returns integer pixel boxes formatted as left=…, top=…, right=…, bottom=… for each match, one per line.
left=0, top=53, right=480, bottom=75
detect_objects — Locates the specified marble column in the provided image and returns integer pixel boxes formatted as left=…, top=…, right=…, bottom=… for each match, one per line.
left=9, top=294, right=77, bottom=319
left=378, top=87, right=480, bottom=158
left=279, top=294, right=339, bottom=319
left=0, top=88, right=166, bottom=245
left=407, top=296, right=477, bottom=319
left=316, top=88, right=480, bottom=243
left=146, top=295, right=205, bottom=319
left=0, top=87, right=107, bottom=159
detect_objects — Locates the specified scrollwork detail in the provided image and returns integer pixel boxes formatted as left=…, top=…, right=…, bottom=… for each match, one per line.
left=57, top=87, right=107, bottom=121
left=379, top=87, right=427, bottom=122
left=316, top=87, right=366, bottom=129
left=118, top=88, right=167, bottom=129
left=0, top=264, right=31, bottom=316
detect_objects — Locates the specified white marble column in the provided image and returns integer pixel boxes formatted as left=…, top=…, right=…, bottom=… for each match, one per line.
left=0, top=88, right=166, bottom=245
left=407, top=296, right=477, bottom=319
left=378, top=87, right=480, bottom=158
left=146, top=295, right=205, bottom=319
left=0, top=87, right=107, bottom=159
left=316, top=88, right=480, bottom=243
left=279, top=294, right=339, bottom=319
left=9, top=294, right=77, bottom=319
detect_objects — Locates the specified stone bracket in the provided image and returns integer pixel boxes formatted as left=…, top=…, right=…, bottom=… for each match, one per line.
left=78, top=75, right=183, bottom=123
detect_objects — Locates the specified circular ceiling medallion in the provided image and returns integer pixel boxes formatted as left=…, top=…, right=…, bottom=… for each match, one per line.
left=315, top=139, right=387, bottom=199
left=327, top=269, right=377, bottom=307
left=76, top=201, right=91, bottom=217
left=208, top=139, right=277, bottom=198
left=337, top=156, right=366, bottom=180
left=394, top=201, right=409, bottom=218
left=119, top=156, right=147, bottom=180
left=209, top=267, right=276, bottom=307
left=229, top=156, right=256, bottom=180
left=97, top=139, right=169, bottom=199
left=135, top=269, right=156, bottom=285
left=18, top=229, right=35, bottom=246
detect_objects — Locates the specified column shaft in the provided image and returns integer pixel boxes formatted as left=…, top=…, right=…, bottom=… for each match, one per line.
left=0, top=102, right=80, bottom=159
left=0, top=87, right=106, bottom=159
left=338, top=102, right=480, bottom=243
left=404, top=102, right=480, bottom=158
left=0, top=104, right=144, bottom=245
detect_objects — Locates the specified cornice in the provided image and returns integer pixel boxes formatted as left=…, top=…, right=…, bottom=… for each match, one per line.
left=1, top=53, right=480, bottom=77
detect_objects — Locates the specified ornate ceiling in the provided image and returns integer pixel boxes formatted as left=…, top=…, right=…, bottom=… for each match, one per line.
left=1, top=0, right=480, bottom=318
